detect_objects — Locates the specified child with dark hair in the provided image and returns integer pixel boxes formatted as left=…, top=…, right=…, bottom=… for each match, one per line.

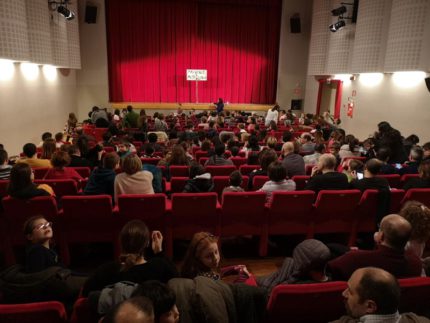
left=222, top=170, right=244, bottom=194
left=44, top=151, right=83, bottom=183
left=8, top=163, right=53, bottom=199
left=84, top=152, right=120, bottom=199
left=0, top=149, right=12, bottom=180
left=259, top=161, right=296, bottom=203
left=183, top=163, right=213, bottom=193
left=55, top=132, right=66, bottom=148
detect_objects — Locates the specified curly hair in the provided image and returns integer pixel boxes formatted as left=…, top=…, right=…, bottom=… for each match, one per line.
left=399, top=200, right=430, bottom=243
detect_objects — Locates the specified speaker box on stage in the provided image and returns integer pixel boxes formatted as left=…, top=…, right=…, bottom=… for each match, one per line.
left=425, top=77, right=430, bottom=92
left=291, top=99, right=302, bottom=110
left=85, top=4, right=98, bottom=24
left=290, top=14, right=301, bottom=33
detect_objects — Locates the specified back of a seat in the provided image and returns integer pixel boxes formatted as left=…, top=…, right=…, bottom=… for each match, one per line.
left=402, top=188, right=430, bottom=208
left=34, top=179, right=78, bottom=198
left=0, top=179, right=9, bottom=199
left=230, top=157, right=247, bottom=168
left=252, top=175, right=269, bottom=190
left=356, top=189, right=379, bottom=232
left=117, top=194, right=166, bottom=230
left=0, top=301, right=67, bottom=323
left=33, top=167, right=50, bottom=180
left=315, top=190, right=361, bottom=215
left=291, top=175, right=310, bottom=190
left=239, top=164, right=260, bottom=176
left=68, top=167, right=91, bottom=178
left=376, top=174, right=401, bottom=189
left=390, top=189, right=405, bottom=213
left=170, top=177, right=188, bottom=193
left=205, top=165, right=236, bottom=177
left=266, top=282, right=347, bottom=323
left=169, top=165, right=189, bottom=177
left=399, top=277, right=430, bottom=316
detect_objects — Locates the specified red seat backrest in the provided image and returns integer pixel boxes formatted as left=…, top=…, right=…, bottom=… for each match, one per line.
left=400, top=173, right=420, bottom=187
left=0, top=301, right=67, bottom=323
left=213, top=176, right=249, bottom=197
left=398, top=277, right=430, bottom=315
left=169, top=166, right=189, bottom=177
left=205, top=165, right=236, bottom=177
left=230, top=157, right=247, bottom=168
left=239, top=164, right=260, bottom=176
left=390, top=189, right=405, bottom=213
left=252, top=175, right=269, bottom=190
left=402, top=188, right=430, bottom=208
left=33, top=167, right=50, bottom=179
left=355, top=189, right=379, bottom=233
left=291, top=175, right=310, bottom=190
left=68, top=167, right=91, bottom=178
left=0, top=180, right=9, bottom=199
left=34, top=179, right=78, bottom=198
left=266, top=282, right=347, bottom=323
left=170, top=177, right=188, bottom=193
left=376, top=174, right=401, bottom=189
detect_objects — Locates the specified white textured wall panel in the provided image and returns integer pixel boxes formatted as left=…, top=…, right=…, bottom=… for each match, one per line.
left=351, top=0, right=392, bottom=73
left=384, top=0, right=430, bottom=72
left=25, top=0, right=53, bottom=65
left=307, top=0, right=331, bottom=75
left=66, top=2, right=81, bottom=69
left=0, top=0, right=30, bottom=61
left=50, top=15, right=70, bottom=67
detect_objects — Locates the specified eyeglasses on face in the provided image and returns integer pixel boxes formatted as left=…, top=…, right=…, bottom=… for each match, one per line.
left=34, top=222, right=53, bottom=231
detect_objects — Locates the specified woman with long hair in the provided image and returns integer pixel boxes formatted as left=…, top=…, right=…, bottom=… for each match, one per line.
left=8, top=163, right=53, bottom=199
left=82, top=220, right=177, bottom=296
left=41, top=138, right=56, bottom=160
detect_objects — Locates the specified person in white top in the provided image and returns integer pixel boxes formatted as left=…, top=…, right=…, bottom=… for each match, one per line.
left=265, top=105, right=280, bottom=127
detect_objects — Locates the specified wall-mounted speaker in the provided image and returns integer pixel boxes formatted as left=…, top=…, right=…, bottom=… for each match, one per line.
left=85, top=4, right=98, bottom=24
left=291, top=99, right=303, bottom=110
left=425, top=77, right=430, bottom=92
left=290, top=13, right=301, bottom=33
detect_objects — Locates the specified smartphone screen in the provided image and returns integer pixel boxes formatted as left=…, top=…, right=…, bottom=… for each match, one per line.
left=357, top=172, right=364, bottom=180
left=395, top=163, right=402, bottom=169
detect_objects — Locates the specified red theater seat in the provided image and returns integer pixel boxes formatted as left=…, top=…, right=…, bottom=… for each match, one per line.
left=34, top=179, right=78, bottom=198
left=351, top=189, right=379, bottom=245
left=313, top=190, right=361, bottom=242
left=69, top=167, right=91, bottom=178
left=213, top=175, right=249, bottom=198
left=398, top=277, right=430, bottom=316
left=205, top=165, right=236, bottom=177
left=266, top=282, right=347, bottom=323
left=400, top=173, right=420, bottom=187
left=33, top=167, right=50, bottom=179
left=292, top=175, right=310, bottom=190
left=117, top=194, right=167, bottom=231
left=166, top=193, right=219, bottom=257
left=252, top=175, right=269, bottom=190
left=169, top=165, right=189, bottom=177
left=170, top=177, right=188, bottom=193
left=220, top=191, right=267, bottom=256
left=70, top=298, right=98, bottom=323
left=0, top=301, right=67, bottom=323
left=376, top=174, right=401, bottom=189
left=401, top=188, right=430, bottom=208
left=230, top=157, right=247, bottom=168
left=390, top=189, right=405, bottom=213
left=60, top=195, right=116, bottom=265
left=239, top=164, right=260, bottom=176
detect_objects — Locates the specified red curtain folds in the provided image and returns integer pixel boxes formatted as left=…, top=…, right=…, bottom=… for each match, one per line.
left=106, top=0, right=282, bottom=104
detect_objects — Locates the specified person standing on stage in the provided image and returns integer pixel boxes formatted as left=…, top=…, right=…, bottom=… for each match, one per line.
left=214, top=98, right=224, bottom=114
left=265, top=104, right=280, bottom=126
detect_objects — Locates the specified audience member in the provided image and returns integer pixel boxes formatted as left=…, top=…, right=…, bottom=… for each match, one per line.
left=67, top=144, right=91, bottom=167
left=37, top=132, right=52, bottom=148
left=55, top=132, right=66, bottom=148
left=260, top=161, right=296, bottom=202
left=331, top=267, right=428, bottom=323
left=376, top=147, right=398, bottom=174
left=328, top=141, right=342, bottom=167
left=114, top=154, right=154, bottom=204
left=132, top=281, right=180, bottom=323
left=123, top=105, right=139, bottom=128
left=403, top=159, right=430, bottom=190
left=374, top=121, right=407, bottom=163
left=350, top=159, right=390, bottom=192
left=43, top=151, right=83, bottom=183
left=0, top=149, right=12, bottom=180
left=399, top=146, right=423, bottom=175
left=222, top=170, right=244, bottom=194
left=103, top=296, right=155, bottom=323
left=205, top=144, right=233, bottom=166
left=327, top=214, right=422, bottom=280
left=339, top=135, right=360, bottom=159
left=82, top=220, right=177, bottom=296
left=84, top=152, right=120, bottom=199
left=281, top=142, right=305, bottom=178
left=183, top=163, right=214, bottom=193
left=305, top=153, right=349, bottom=193
left=422, top=142, right=430, bottom=161
left=41, top=138, right=57, bottom=160
left=303, top=143, right=325, bottom=166
left=299, top=133, right=315, bottom=153
left=18, top=143, right=51, bottom=168
left=8, top=163, right=53, bottom=198
left=343, top=159, right=364, bottom=182
left=248, top=149, right=278, bottom=190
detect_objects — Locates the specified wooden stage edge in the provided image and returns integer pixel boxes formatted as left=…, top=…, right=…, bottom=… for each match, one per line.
left=110, top=102, right=273, bottom=112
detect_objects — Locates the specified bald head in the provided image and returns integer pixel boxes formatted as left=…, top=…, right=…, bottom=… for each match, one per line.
left=318, top=153, right=337, bottom=171
left=282, top=142, right=294, bottom=155
left=380, top=214, right=412, bottom=251
left=104, top=297, right=154, bottom=323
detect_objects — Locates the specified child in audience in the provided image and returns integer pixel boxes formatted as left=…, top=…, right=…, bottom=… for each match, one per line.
left=183, top=163, right=213, bottom=193
left=55, top=132, right=66, bottom=148
left=41, top=138, right=57, bottom=160
left=222, top=170, right=244, bottom=195
left=37, top=132, right=52, bottom=148
left=259, top=161, right=296, bottom=203
left=0, top=149, right=12, bottom=180
left=181, top=232, right=251, bottom=282
left=44, top=151, right=83, bottom=183
left=84, top=152, right=120, bottom=199
left=117, top=140, right=133, bottom=159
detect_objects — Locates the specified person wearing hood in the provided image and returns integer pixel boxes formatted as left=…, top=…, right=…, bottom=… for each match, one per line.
left=183, top=163, right=214, bottom=193
left=256, top=239, right=331, bottom=292
left=84, top=152, right=120, bottom=201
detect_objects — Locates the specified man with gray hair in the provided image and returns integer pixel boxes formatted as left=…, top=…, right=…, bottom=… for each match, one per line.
left=331, top=267, right=429, bottom=322
left=304, top=153, right=349, bottom=193
left=399, top=146, right=423, bottom=176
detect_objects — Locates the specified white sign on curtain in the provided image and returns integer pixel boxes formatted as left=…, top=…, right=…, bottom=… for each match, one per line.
left=186, top=69, right=207, bottom=81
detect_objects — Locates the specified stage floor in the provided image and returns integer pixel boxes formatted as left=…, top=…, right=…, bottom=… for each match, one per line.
left=110, top=102, right=273, bottom=112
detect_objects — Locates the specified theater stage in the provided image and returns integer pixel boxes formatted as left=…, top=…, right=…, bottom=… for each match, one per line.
left=110, top=102, right=273, bottom=112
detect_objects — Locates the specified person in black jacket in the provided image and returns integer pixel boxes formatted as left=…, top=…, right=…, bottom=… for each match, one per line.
left=183, top=163, right=214, bottom=193
left=305, top=153, right=349, bottom=193
left=403, top=159, right=430, bottom=190
left=7, top=163, right=51, bottom=199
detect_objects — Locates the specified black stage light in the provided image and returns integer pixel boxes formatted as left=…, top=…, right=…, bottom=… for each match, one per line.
left=57, top=5, right=75, bottom=20
left=331, top=6, right=347, bottom=16
left=329, top=20, right=346, bottom=32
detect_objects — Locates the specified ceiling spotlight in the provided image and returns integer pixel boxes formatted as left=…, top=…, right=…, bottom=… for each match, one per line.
left=331, top=6, right=347, bottom=16
left=57, top=5, right=75, bottom=20
left=329, top=20, right=346, bottom=32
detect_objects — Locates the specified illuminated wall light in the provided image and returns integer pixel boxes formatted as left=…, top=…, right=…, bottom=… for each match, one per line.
left=0, top=59, right=15, bottom=81
left=359, top=73, right=384, bottom=87
left=42, top=65, right=57, bottom=81
left=392, top=71, right=426, bottom=88
left=20, top=63, right=39, bottom=81
left=334, top=74, right=352, bottom=85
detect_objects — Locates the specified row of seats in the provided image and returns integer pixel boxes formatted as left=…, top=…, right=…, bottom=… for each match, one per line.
left=2, top=276, right=429, bottom=323
left=1, top=188, right=429, bottom=265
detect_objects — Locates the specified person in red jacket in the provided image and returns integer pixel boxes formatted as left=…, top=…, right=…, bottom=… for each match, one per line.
left=44, top=151, right=83, bottom=183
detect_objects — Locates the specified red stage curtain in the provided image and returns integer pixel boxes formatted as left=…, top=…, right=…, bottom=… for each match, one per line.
left=106, top=0, right=282, bottom=104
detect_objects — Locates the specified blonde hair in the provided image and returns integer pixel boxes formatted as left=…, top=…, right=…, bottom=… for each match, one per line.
left=181, top=232, right=219, bottom=279
left=122, top=154, right=142, bottom=175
